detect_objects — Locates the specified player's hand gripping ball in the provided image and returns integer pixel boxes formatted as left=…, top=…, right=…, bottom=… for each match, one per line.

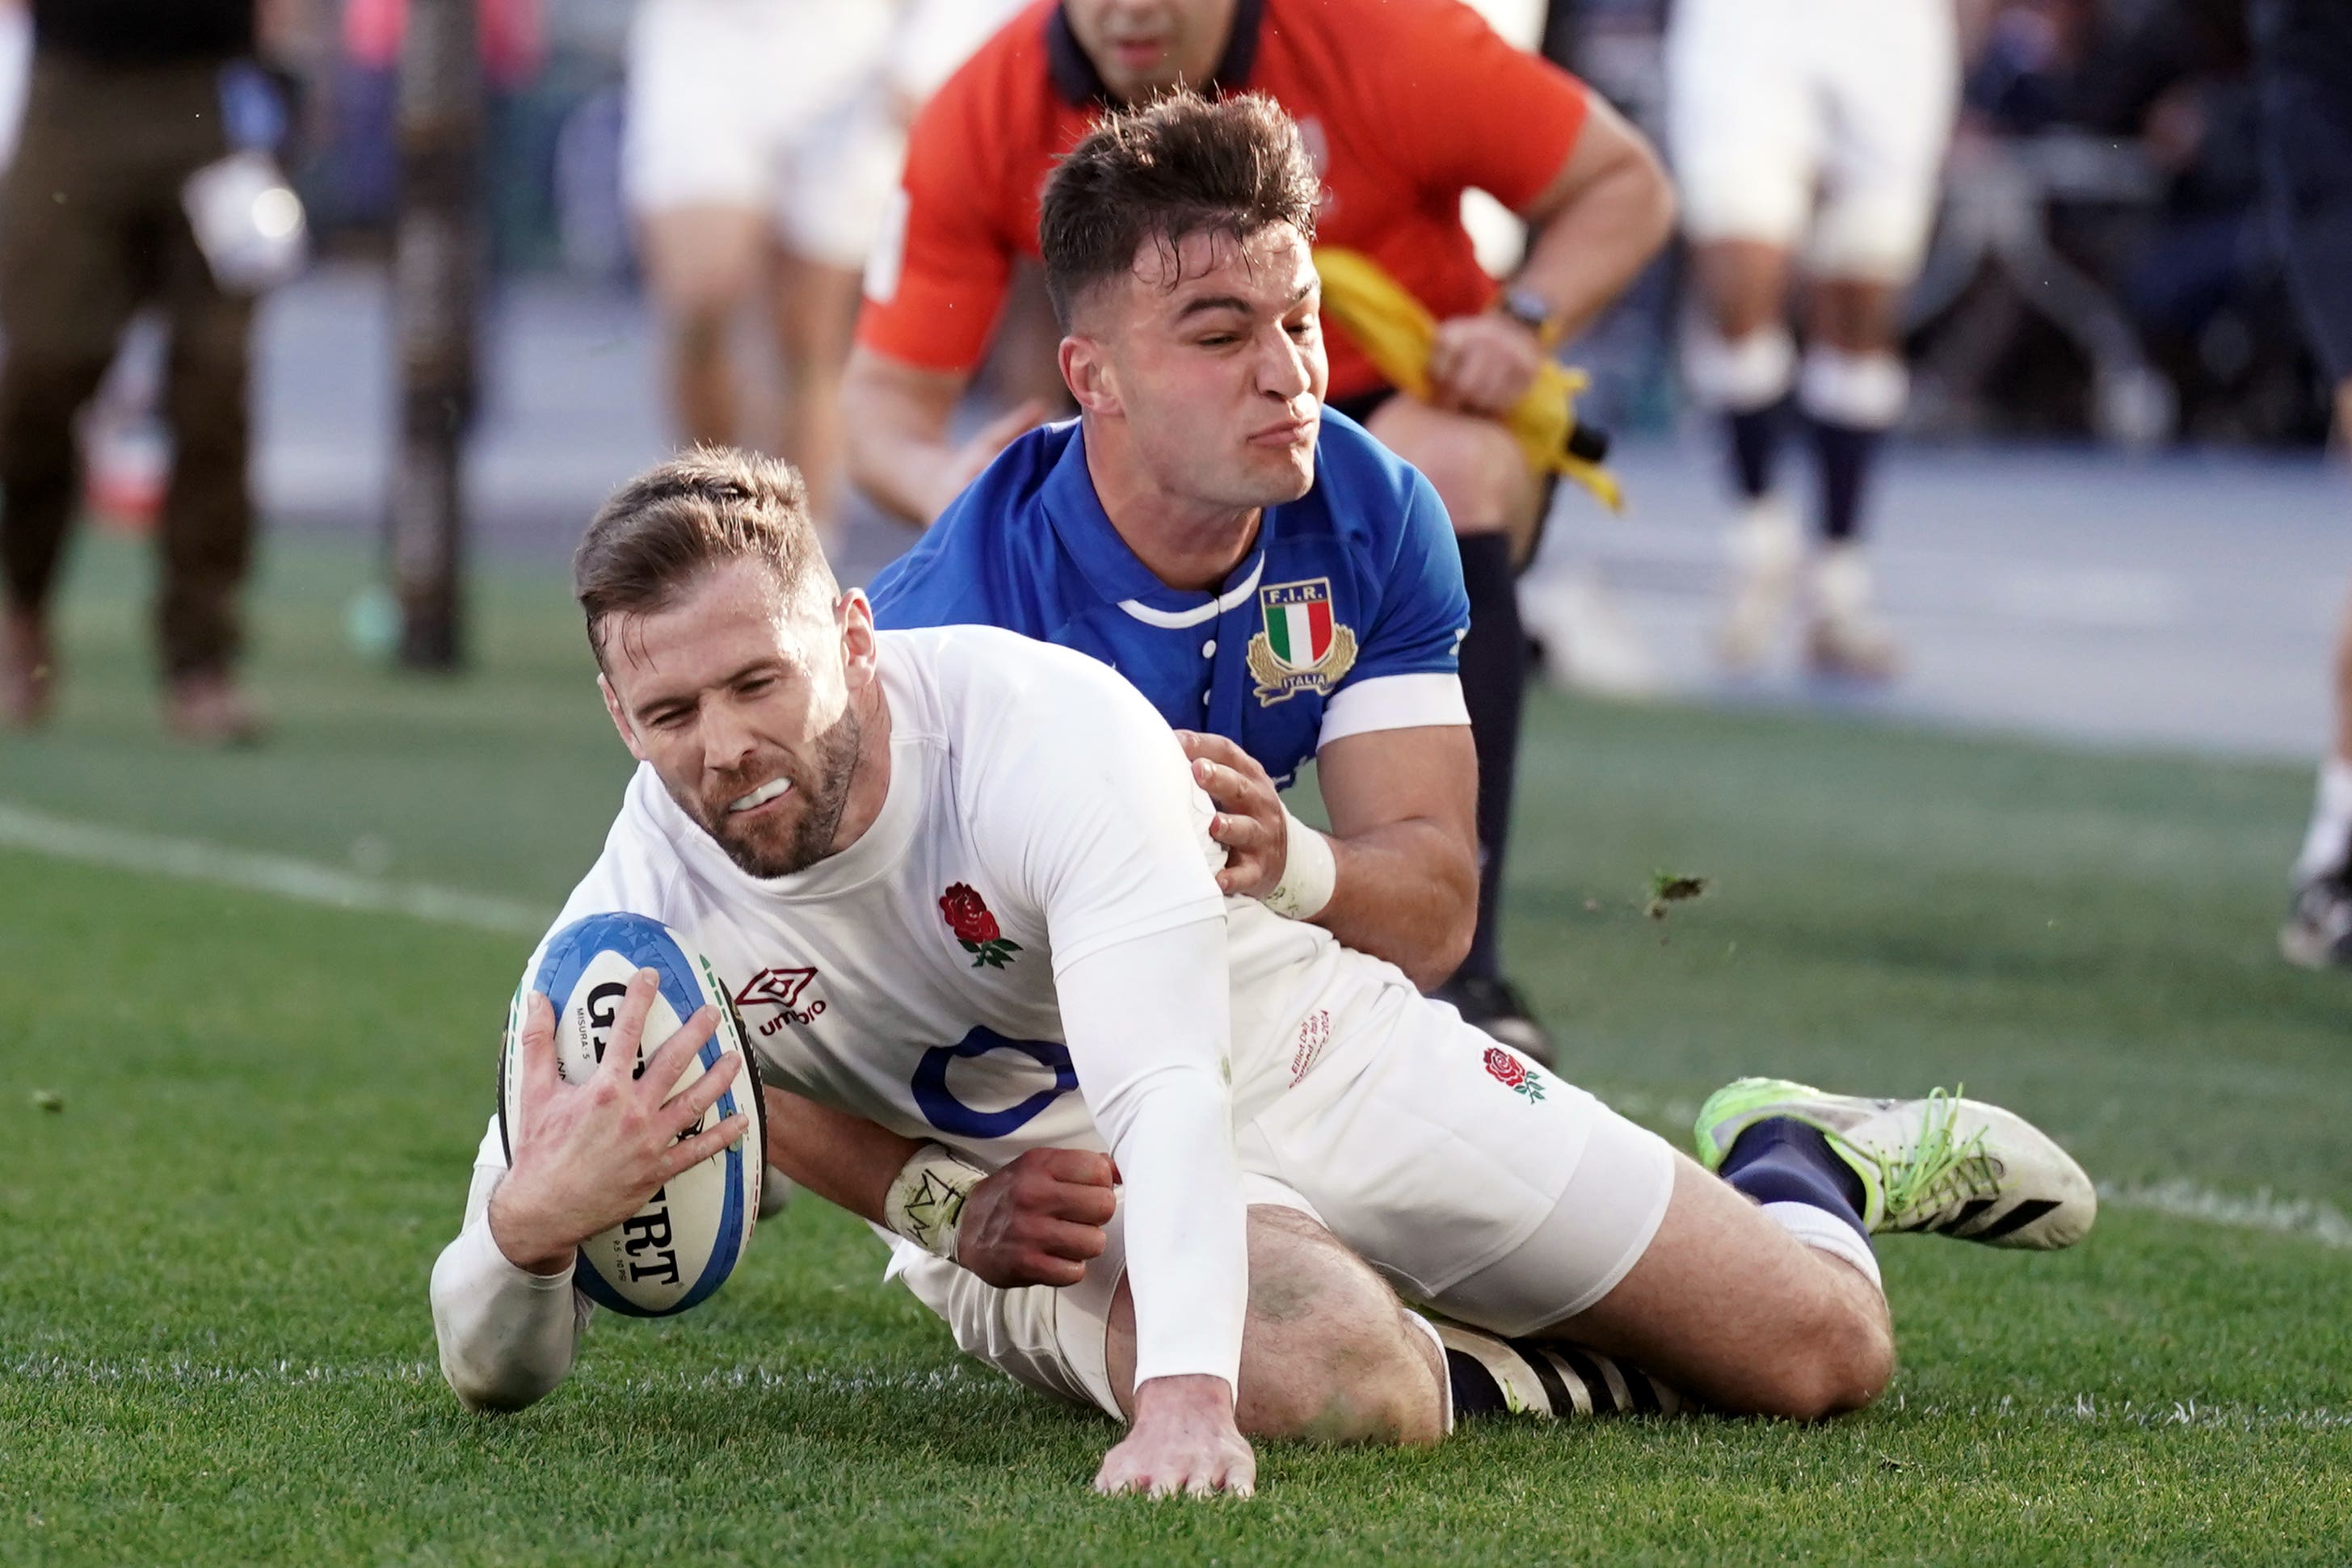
left=498, top=913, right=766, bottom=1317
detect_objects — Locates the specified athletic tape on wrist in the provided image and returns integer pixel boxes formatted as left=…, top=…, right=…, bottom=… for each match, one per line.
left=1259, top=805, right=1337, bottom=921
left=884, top=1142, right=987, bottom=1262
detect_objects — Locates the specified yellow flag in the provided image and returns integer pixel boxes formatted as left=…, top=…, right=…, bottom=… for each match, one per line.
left=1314, top=246, right=1624, bottom=513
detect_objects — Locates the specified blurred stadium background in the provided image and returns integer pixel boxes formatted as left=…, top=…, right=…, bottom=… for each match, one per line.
left=5, top=1, right=2350, bottom=1561
left=101, top=0, right=2349, bottom=751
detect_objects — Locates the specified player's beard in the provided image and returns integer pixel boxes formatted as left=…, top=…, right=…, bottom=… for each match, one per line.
left=692, top=697, right=865, bottom=881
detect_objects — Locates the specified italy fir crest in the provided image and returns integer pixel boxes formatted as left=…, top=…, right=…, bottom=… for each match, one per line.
left=1246, top=578, right=1358, bottom=704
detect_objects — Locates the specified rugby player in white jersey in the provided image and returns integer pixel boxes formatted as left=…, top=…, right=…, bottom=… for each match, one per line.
left=1666, top=0, right=1961, bottom=677
left=429, top=445, right=2096, bottom=1495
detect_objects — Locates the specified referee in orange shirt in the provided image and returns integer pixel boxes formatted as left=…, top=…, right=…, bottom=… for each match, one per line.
left=844, top=0, right=1672, bottom=1057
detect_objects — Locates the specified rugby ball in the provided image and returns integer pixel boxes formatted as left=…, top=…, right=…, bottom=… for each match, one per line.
left=499, top=911, right=766, bottom=1318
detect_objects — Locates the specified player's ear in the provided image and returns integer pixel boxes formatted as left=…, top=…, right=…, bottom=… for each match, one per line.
left=598, top=671, right=651, bottom=763
left=835, top=588, right=879, bottom=692
left=1060, top=333, right=1121, bottom=419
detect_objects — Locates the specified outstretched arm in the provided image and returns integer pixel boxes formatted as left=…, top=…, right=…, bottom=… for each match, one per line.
left=1055, top=918, right=1254, bottom=1497
left=429, top=975, right=747, bottom=1410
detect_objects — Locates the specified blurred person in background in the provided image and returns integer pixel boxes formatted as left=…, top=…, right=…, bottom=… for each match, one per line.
left=840, top=0, right=1674, bottom=1059
left=0, top=0, right=299, bottom=742
left=1667, top=0, right=1962, bottom=679
left=331, top=0, right=545, bottom=240
left=624, top=0, right=911, bottom=541
left=2257, top=0, right=2352, bottom=967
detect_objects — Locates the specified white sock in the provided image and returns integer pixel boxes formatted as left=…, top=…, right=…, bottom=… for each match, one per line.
left=1401, top=1309, right=1455, bottom=1434
left=2294, top=756, right=2352, bottom=883
left=1762, top=1200, right=1883, bottom=1292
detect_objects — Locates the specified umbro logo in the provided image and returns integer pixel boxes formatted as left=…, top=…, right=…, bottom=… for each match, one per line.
left=733, top=966, right=827, bottom=1035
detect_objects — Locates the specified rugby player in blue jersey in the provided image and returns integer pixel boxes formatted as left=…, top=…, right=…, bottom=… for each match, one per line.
left=869, top=97, right=1480, bottom=1007
left=763, top=93, right=1490, bottom=1277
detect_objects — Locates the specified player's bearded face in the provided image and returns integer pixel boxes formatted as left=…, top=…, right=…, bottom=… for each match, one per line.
left=601, top=561, right=869, bottom=880
left=1107, top=223, right=1327, bottom=511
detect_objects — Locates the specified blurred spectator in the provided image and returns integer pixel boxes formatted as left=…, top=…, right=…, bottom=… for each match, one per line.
left=1927, top=0, right=2321, bottom=441
left=0, top=0, right=303, bottom=742
left=623, top=0, right=910, bottom=542
left=1667, top=0, right=1961, bottom=679
left=319, top=0, right=545, bottom=249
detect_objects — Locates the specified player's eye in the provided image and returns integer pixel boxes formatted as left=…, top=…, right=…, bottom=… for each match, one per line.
left=738, top=676, right=773, bottom=697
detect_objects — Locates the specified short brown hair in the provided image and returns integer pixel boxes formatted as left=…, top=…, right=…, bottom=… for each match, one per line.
left=573, top=446, right=831, bottom=667
left=1038, top=92, right=1320, bottom=326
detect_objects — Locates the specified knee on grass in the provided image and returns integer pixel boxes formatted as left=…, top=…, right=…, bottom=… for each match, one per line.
left=1232, top=1208, right=1447, bottom=1447
left=1741, top=1297, right=1895, bottom=1422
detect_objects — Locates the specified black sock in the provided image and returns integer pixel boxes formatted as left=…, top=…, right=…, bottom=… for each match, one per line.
left=1727, top=401, right=1789, bottom=500
left=1453, top=532, right=1525, bottom=986
left=1807, top=417, right=1883, bottom=543
left=1719, top=1118, right=1870, bottom=1245
left=1447, top=1347, right=1513, bottom=1418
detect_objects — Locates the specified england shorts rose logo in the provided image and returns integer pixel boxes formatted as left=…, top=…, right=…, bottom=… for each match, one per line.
left=940, top=883, right=1022, bottom=969
left=1484, top=1045, right=1545, bottom=1103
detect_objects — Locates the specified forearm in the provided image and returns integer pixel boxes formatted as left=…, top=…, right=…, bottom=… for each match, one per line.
left=841, top=367, right=961, bottom=524
left=762, top=1085, right=923, bottom=1227
left=1057, top=922, right=1248, bottom=1393
left=1515, top=158, right=1675, bottom=346
left=430, top=1210, right=587, bottom=1412
left=1313, top=818, right=1477, bottom=989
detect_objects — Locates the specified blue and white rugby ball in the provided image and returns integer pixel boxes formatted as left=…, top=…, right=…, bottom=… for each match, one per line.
left=499, top=912, right=765, bottom=1318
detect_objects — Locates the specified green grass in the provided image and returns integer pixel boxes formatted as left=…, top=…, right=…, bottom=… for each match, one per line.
left=5, top=536, right=2350, bottom=1564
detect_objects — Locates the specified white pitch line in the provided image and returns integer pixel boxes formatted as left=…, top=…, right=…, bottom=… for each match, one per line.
left=2097, top=1179, right=2352, bottom=1252
left=0, top=799, right=547, bottom=937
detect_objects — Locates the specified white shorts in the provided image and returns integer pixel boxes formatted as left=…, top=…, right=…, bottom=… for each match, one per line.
left=622, top=0, right=907, bottom=268
left=1665, top=0, right=1959, bottom=281
left=890, top=988, right=1678, bottom=1418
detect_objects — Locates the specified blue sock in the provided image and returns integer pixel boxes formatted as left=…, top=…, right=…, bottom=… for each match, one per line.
left=1726, top=401, right=1788, bottom=500
left=1719, top=1118, right=1870, bottom=1244
left=1807, top=416, right=1881, bottom=542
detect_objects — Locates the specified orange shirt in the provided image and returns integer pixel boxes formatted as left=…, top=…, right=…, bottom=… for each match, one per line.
left=856, top=0, right=1591, bottom=401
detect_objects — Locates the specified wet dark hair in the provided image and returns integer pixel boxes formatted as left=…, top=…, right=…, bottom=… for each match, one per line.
left=1038, top=91, right=1320, bottom=326
left=573, top=446, right=831, bottom=669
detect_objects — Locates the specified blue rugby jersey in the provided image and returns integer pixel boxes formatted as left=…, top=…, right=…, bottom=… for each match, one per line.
left=869, top=409, right=1471, bottom=788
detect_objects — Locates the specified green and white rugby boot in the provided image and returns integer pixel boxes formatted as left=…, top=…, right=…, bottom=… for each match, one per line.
left=1694, top=1078, right=2096, bottom=1249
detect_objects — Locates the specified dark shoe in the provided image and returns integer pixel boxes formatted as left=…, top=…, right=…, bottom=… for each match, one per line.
left=1437, top=973, right=1555, bottom=1066
left=2, top=609, right=54, bottom=729
left=165, top=670, right=266, bottom=746
left=2282, top=871, right=2352, bottom=969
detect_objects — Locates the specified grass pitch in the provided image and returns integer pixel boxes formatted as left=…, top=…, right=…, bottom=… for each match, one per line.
left=4, top=537, right=2350, bottom=1564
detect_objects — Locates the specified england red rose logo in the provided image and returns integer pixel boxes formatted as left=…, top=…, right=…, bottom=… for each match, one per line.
left=1483, top=1045, right=1544, bottom=1102
left=940, top=883, right=1020, bottom=969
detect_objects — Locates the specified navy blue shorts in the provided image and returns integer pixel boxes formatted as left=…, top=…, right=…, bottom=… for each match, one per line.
left=2259, top=53, right=2352, bottom=384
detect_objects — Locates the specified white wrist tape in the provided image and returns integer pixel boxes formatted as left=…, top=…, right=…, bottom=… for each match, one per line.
left=884, top=1142, right=987, bottom=1261
left=1260, top=805, right=1337, bottom=921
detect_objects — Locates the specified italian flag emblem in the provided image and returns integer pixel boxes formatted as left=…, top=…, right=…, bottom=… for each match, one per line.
left=1264, top=586, right=1335, bottom=669
left=1247, top=578, right=1357, bottom=704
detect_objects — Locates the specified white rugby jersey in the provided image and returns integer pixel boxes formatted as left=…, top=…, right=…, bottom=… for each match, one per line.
left=557, top=625, right=1363, bottom=1150
left=434, top=625, right=1395, bottom=1408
